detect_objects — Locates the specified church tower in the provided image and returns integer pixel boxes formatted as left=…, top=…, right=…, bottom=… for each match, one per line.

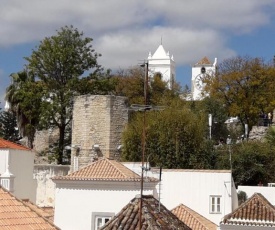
left=147, top=44, right=176, bottom=89
left=191, top=57, right=217, bottom=100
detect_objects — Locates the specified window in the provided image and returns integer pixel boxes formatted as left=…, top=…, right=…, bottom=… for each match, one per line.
left=95, top=216, right=111, bottom=229
left=92, top=212, right=114, bottom=230
left=210, top=196, right=221, bottom=213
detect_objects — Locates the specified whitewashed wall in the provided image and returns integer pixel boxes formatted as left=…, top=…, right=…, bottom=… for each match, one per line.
left=238, top=185, right=275, bottom=205
left=0, top=149, right=36, bottom=203
left=123, top=164, right=238, bottom=226
left=155, top=170, right=236, bottom=225
left=53, top=181, right=157, bottom=230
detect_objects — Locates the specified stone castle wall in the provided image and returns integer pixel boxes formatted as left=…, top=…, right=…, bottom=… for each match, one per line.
left=33, top=128, right=59, bottom=154
left=71, top=95, right=128, bottom=171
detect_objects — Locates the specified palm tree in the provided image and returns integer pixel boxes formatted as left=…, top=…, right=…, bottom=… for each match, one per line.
left=5, top=71, right=38, bottom=148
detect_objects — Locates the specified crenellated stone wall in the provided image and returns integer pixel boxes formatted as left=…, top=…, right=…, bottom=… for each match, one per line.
left=71, top=95, right=128, bottom=171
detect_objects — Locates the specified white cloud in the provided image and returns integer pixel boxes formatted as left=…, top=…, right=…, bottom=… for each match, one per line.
left=95, top=26, right=236, bottom=70
left=0, top=0, right=274, bottom=46
left=0, top=0, right=274, bottom=80
left=0, top=0, right=274, bottom=107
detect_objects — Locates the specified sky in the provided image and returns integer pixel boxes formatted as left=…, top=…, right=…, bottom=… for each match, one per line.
left=1, top=0, right=275, bottom=108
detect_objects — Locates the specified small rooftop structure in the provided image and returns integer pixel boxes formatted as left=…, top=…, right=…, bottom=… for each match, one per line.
left=195, top=56, right=212, bottom=66
left=101, top=195, right=191, bottom=230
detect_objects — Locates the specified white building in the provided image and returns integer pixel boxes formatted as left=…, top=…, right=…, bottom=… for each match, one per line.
left=53, top=159, right=238, bottom=229
left=147, top=44, right=176, bottom=89
left=123, top=163, right=238, bottom=226
left=192, top=57, right=217, bottom=100
left=152, top=169, right=238, bottom=226
left=0, top=138, right=36, bottom=203
left=52, top=158, right=158, bottom=230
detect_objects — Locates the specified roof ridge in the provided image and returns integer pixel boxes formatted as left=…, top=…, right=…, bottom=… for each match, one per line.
left=107, top=159, right=138, bottom=179
left=173, top=203, right=217, bottom=229
left=194, top=56, right=212, bottom=66
left=0, top=138, right=31, bottom=150
left=52, top=158, right=156, bottom=182
left=222, top=192, right=275, bottom=224
left=102, top=195, right=191, bottom=229
left=67, top=157, right=106, bottom=177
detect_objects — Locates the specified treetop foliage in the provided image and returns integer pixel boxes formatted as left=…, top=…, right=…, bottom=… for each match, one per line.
left=25, top=25, right=102, bottom=85
left=0, top=111, right=20, bottom=142
left=207, top=56, right=275, bottom=129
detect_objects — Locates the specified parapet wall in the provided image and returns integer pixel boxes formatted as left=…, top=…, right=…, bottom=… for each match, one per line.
left=34, top=164, right=70, bottom=207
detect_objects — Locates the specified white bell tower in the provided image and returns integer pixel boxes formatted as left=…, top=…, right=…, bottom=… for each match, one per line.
left=147, top=44, right=176, bottom=89
left=192, top=57, right=217, bottom=100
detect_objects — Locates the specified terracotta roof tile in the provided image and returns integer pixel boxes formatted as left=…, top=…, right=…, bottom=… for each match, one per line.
left=0, top=186, right=60, bottom=229
left=101, top=195, right=191, bottom=230
left=22, top=199, right=54, bottom=223
left=52, top=158, right=158, bottom=182
left=172, top=204, right=217, bottom=230
left=195, top=57, right=212, bottom=65
left=0, top=138, right=30, bottom=150
left=222, top=193, right=275, bottom=227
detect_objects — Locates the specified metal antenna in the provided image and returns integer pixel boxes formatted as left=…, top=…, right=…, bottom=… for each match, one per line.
left=129, top=62, right=165, bottom=230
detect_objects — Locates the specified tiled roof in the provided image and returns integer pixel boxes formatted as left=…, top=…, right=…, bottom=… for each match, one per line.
left=0, top=187, right=60, bottom=229
left=101, top=195, right=191, bottom=230
left=222, top=193, right=275, bottom=227
left=196, top=57, right=212, bottom=65
left=22, top=199, right=54, bottom=223
left=0, top=138, right=30, bottom=150
left=53, top=158, right=158, bottom=182
left=172, top=204, right=217, bottom=230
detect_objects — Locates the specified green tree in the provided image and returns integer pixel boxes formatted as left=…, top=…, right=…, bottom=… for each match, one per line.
left=114, top=67, right=146, bottom=105
left=0, top=111, right=20, bottom=142
left=237, top=191, right=247, bottom=205
left=5, top=71, right=42, bottom=147
left=186, top=97, right=229, bottom=144
left=25, top=25, right=102, bottom=164
left=73, top=69, right=117, bottom=96
left=265, top=126, right=275, bottom=144
left=114, top=67, right=180, bottom=106
left=121, top=99, right=214, bottom=169
left=207, top=56, right=275, bottom=131
left=215, top=141, right=275, bottom=186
